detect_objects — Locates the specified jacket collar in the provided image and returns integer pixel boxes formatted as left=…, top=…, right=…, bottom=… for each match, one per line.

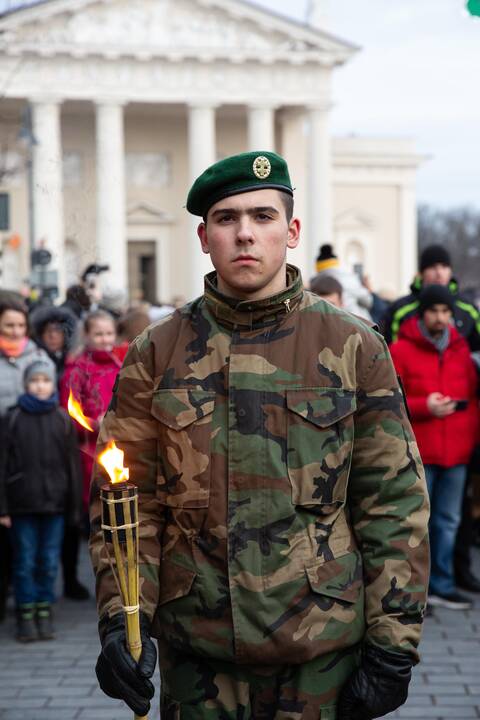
left=203, top=264, right=303, bottom=330
left=410, top=276, right=459, bottom=295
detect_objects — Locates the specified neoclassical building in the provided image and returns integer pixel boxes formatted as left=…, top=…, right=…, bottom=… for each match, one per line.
left=0, top=0, right=424, bottom=302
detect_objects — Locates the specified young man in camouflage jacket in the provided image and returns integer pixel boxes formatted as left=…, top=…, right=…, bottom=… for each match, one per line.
left=90, top=151, right=430, bottom=720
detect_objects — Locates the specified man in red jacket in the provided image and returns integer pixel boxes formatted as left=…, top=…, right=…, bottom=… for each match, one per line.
left=390, top=285, right=478, bottom=610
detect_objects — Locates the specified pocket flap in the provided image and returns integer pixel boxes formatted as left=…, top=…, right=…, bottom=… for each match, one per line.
left=305, top=551, right=362, bottom=604
left=158, top=558, right=196, bottom=606
left=152, top=389, right=215, bottom=430
left=287, top=388, right=356, bottom=427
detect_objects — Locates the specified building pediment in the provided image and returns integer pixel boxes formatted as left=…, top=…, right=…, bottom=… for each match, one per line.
left=0, top=0, right=357, bottom=65
left=127, top=203, right=174, bottom=226
left=334, top=208, right=375, bottom=231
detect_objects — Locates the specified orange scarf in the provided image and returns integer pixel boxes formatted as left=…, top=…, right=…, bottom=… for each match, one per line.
left=0, top=336, right=28, bottom=358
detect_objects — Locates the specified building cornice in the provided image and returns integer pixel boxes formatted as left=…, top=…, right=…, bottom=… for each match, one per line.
left=0, top=0, right=359, bottom=67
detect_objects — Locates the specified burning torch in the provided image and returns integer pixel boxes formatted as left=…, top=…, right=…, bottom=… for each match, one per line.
left=68, top=391, right=148, bottom=720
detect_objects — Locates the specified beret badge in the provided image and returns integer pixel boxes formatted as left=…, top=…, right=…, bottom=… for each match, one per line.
left=252, top=155, right=271, bottom=179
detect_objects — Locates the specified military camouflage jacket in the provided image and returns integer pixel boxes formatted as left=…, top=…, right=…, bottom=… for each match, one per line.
left=90, top=265, right=429, bottom=666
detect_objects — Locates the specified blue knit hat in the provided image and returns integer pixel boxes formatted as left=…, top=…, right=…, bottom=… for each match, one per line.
left=23, top=359, right=56, bottom=388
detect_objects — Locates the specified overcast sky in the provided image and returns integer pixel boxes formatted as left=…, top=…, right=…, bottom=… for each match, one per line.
left=255, top=0, right=480, bottom=210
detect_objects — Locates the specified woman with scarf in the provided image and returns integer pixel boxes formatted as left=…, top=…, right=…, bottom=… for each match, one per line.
left=0, top=295, right=53, bottom=417
left=0, top=295, right=54, bottom=621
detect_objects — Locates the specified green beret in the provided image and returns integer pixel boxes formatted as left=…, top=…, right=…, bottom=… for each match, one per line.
left=186, top=151, right=293, bottom=217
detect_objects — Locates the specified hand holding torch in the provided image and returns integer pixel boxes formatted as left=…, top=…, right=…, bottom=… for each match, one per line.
left=98, top=442, right=151, bottom=720
left=68, top=393, right=154, bottom=718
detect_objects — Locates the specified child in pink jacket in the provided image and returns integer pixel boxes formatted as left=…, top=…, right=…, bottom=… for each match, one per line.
left=60, top=310, right=122, bottom=513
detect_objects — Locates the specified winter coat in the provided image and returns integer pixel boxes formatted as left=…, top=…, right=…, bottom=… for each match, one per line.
left=30, top=305, right=79, bottom=381
left=390, top=316, right=479, bottom=467
left=0, top=339, right=54, bottom=417
left=382, top=277, right=480, bottom=350
left=90, top=265, right=429, bottom=665
left=60, top=348, right=122, bottom=508
left=0, top=404, right=82, bottom=524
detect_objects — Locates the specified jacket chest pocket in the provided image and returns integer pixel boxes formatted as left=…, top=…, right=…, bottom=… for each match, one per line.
left=151, top=389, right=215, bottom=508
left=286, top=388, right=356, bottom=511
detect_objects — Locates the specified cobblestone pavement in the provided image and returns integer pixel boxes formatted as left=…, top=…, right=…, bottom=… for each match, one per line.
left=0, top=544, right=479, bottom=720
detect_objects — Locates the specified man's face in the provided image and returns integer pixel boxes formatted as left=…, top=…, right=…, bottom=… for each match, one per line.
left=422, top=304, right=452, bottom=335
left=197, top=189, right=300, bottom=301
left=422, top=263, right=452, bottom=286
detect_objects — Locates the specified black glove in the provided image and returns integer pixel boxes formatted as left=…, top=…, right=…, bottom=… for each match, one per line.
left=337, top=643, right=413, bottom=720
left=96, top=611, right=157, bottom=716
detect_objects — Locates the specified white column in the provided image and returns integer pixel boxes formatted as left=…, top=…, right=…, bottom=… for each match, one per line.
left=31, top=99, right=66, bottom=297
left=307, top=104, right=333, bottom=275
left=278, top=107, right=308, bottom=280
left=247, top=104, right=276, bottom=152
left=188, top=103, right=216, bottom=299
left=95, top=101, right=127, bottom=293
left=399, top=182, right=417, bottom=293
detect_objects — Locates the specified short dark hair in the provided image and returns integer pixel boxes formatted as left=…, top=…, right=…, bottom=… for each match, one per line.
left=203, top=190, right=294, bottom=224
left=66, top=284, right=91, bottom=310
left=279, top=191, right=294, bottom=222
left=310, top=274, right=343, bottom=298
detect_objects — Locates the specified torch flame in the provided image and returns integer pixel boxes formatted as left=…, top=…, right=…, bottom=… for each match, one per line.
left=68, top=390, right=94, bottom=432
left=98, top=440, right=130, bottom=485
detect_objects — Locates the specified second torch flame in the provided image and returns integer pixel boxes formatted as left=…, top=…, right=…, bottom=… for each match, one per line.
left=98, top=440, right=129, bottom=485
left=67, top=389, right=94, bottom=432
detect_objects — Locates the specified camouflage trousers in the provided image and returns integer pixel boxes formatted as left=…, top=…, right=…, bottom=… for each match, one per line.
left=158, top=641, right=360, bottom=720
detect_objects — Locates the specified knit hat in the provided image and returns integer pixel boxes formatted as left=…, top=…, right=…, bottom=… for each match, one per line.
left=23, top=359, right=56, bottom=388
left=418, top=284, right=455, bottom=315
left=419, top=244, right=451, bottom=272
left=315, top=244, right=339, bottom=273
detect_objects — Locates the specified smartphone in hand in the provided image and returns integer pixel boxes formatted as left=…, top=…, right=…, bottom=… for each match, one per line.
left=454, top=399, right=468, bottom=411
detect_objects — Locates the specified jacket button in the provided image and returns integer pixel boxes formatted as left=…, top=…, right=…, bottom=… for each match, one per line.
left=238, top=408, right=246, bottom=418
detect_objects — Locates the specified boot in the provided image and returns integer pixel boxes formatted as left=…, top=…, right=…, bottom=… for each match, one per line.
left=35, top=602, right=55, bottom=640
left=16, top=604, right=37, bottom=642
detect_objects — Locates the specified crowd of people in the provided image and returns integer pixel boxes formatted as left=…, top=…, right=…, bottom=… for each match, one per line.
left=0, top=265, right=174, bottom=641
left=313, top=242, right=480, bottom=612
left=0, top=242, right=479, bottom=642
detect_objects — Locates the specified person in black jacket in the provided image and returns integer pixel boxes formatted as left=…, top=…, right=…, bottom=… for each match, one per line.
left=30, top=304, right=79, bottom=378
left=381, top=244, right=480, bottom=350
left=381, top=243, right=480, bottom=593
left=30, top=305, right=89, bottom=601
left=0, top=360, right=82, bottom=642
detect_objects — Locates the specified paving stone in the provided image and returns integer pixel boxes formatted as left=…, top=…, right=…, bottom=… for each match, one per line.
left=0, top=541, right=478, bottom=720
left=396, top=707, right=478, bottom=717
left=0, top=712, right=79, bottom=720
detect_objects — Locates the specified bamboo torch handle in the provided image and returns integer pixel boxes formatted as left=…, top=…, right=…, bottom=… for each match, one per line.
left=127, top=611, right=148, bottom=720
left=102, top=486, right=149, bottom=720
left=123, top=491, right=149, bottom=720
